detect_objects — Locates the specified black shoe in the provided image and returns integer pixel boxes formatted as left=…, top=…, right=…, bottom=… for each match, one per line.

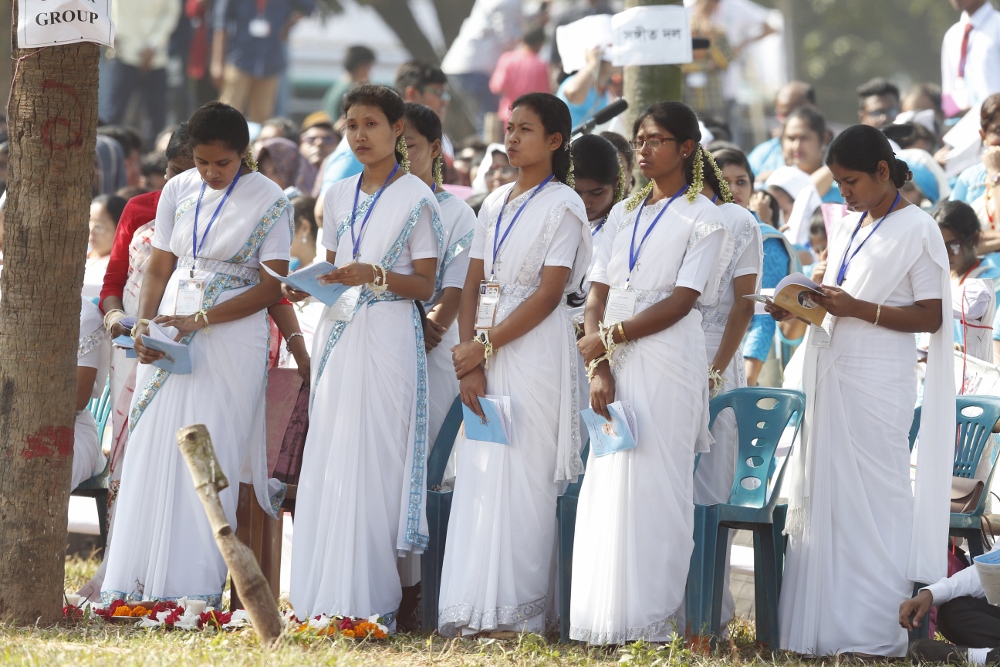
left=395, top=583, right=422, bottom=633
left=907, top=639, right=967, bottom=664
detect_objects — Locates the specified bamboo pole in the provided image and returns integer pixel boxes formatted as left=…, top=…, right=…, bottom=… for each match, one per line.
left=176, top=424, right=283, bottom=646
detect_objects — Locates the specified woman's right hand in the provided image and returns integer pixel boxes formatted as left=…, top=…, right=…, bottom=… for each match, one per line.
left=459, top=366, right=487, bottom=418
left=281, top=282, right=311, bottom=303
left=577, top=331, right=606, bottom=364
left=590, top=366, right=616, bottom=421
left=131, top=322, right=165, bottom=364
left=765, top=304, right=793, bottom=323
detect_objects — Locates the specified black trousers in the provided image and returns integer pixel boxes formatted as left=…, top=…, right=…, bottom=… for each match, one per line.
left=938, top=596, right=1000, bottom=649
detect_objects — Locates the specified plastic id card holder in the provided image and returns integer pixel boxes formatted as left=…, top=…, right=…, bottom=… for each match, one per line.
left=810, top=313, right=834, bottom=348
left=174, top=279, right=205, bottom=317
left=476, top=281, right=501, bottom=330
left=328, top=286, right=362, bottom=322
left=602, top=287, right=637, bottom=325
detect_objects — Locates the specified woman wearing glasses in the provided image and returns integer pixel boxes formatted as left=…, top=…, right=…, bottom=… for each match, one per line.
left=570, top=101, right=732, bottom=644
left=772, top=125, right=952, bottom=658
left=933, top=200, right=1000, bottom=364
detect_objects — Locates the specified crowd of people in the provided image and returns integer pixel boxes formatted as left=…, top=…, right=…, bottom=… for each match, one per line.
left=6, top=0, right=1000, bottom=663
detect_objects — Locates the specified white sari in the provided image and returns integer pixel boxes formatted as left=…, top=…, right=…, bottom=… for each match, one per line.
left=426, top=190, right=476, bottom=446
left=289, top=173, right=443, bottom=623
left=778, top=205, right=954, bottom=657
left=692, top=202, right=762, bottom=627
left=101, top=170, right=291, bottom=607
left=569, top=194, right=732, bottom=644
left=438, top=181, right=590, bottom=636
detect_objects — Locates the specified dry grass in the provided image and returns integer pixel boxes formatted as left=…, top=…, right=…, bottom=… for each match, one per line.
left=0, top=555, right=863, bottom=666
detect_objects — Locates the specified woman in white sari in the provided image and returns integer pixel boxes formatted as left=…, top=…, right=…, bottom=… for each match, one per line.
left=692, top=149, right=762, bottom=629
left=438, top=93, right=590, bottom=637
left=288, top=85, right=442, bottom=626
left=570, top=101, right=732, bottom=644
left=102, top=102, right=292, bottom=606
left=772, top=125, right=954, bottom=657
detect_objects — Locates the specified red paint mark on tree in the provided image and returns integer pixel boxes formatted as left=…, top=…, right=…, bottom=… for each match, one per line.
left=40, top=80, right=84, bottom=150
left=21, top=425, right=74, bottom=460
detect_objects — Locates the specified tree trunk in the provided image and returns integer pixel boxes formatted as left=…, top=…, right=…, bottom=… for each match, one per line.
left=0, top=2, right=100, bottom=625
left=0, top=0, right=11, bottom=111
left=622, top=0, right=684, bottom=137
left=431, top=0, right=475, bottom=51
left=366, top=0, right=441, bottom=65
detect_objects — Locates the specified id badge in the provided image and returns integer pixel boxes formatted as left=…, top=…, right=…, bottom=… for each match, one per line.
left=475, top=281, right=501, bottom=330
left=810, top=313, right=834, bottom=348
left=175, top=279, right=205, bottom=316
left=603, top=287, right=637, bottom=325
left=248, top=17, right=272, bottom=38
left=328, top=286, right=362, bottom=322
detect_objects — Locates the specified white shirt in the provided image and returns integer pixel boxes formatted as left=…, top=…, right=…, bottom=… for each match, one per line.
left=923, top=543, right=996, bottom=604
left=111, top=0, right=182, bottom=70
left=941, top=2, right=1000, bottom=112
left=441, top=0, right=522, bottom=75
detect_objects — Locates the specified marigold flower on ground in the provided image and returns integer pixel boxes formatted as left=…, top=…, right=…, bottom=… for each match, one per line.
left=112, top=605, right=134, bottom=617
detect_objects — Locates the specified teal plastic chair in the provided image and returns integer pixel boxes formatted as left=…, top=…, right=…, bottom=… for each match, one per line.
left=686, top=387, right=805, bottom=652
left=71, top=380, right=113, bottom=549
left=556, top=438, right=589, bottom=644
left=420, top=396, right=464, bottom=631
left=908, top=395, right=1000, bottom=558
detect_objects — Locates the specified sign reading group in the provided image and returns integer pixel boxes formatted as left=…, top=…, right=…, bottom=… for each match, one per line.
left=17, top=0, right=115, bottom=49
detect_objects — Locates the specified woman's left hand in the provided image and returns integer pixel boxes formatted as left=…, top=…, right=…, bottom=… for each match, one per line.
left=319, top=262, right=376, bottom=287
left=811, top=285, right=859, bottom=318
left=452, top=340, right=486, bottom=378
left=153, top=313, right=206, bottom=338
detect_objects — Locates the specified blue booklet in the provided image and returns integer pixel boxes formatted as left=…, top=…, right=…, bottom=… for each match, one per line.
left=140, top=322, right=192, bottom=374
left=263, top=262, right=352, bottom=307
left=581, top=401, right=638, bottom=458
left=112, top=334, right=137, bottom=359
left=462, top=395, right=512, bottom=445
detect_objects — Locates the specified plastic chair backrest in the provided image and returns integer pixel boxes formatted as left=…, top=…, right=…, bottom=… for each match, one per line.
left=952, top=395, right=1000, bottom=480
left=708, top=388, right=805, bottom=511
left=908, top=406, right=922, bottom=452
left=426, top=396, right=464, bottom=488
left=560, top=437, right=590, bottom=498
left=88, top=380, right=112, bottom=444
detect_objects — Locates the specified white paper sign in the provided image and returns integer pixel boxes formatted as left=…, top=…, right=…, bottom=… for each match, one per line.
left=17, top=0, right=114, bottom=49
left=555, top=14, right=613, bottom=74
left=610, top=5, right=693, bottom=67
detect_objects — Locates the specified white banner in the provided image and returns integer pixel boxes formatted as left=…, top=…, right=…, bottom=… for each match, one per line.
left=610, top=5, right=692, bottom=67
left=17, top=0, right=114, bottom=49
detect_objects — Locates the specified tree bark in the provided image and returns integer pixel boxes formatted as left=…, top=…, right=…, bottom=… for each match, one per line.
left=0, top=2, right=99, bottom=625
left=0, top=0, right=11, bottom=111
left=176, top=425, right=283, bottom=646
left=431, top=0, right=475, bottom=51
left=622, top=0, right=684, bottom=138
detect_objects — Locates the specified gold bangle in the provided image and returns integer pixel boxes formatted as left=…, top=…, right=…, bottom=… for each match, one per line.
left=873, top=304, right=881, bottom=327
left=104, top=309, right=125, bottom=333
left=617, top=321, right=628, bottom=343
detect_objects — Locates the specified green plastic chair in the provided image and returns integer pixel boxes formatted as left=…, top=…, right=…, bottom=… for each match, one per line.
left=907, top=395, right=1000, bottom=558
left=556, top=438, right=589, bottom=644
left=420, top=396, right=464, bottom=631
left=71, top=380, right=113, bottom=549
left=685, top=387, right=805, bottom=652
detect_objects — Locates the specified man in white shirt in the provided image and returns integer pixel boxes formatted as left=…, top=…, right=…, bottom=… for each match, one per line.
left=941, top=0, right=1000, bottom=117
left=900, top=544, right=1000, bottom=664
left=105, top=0, right=181, bottom=138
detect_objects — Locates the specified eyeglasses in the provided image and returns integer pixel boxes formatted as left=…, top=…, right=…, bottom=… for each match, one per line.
left=420, top=86, right=451, bottom=102
left=302, top=134, right=336, bottom=145
left=628, top=137, right=681, bottom=151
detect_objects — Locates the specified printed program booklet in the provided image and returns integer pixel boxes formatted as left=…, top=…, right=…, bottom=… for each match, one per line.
left=745, top=272, right=827, bottom=327
left=581, top=400, right=638, bottom=457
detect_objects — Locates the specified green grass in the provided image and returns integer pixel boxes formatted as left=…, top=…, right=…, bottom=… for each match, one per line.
left=0, top=555, right=846, bottom=666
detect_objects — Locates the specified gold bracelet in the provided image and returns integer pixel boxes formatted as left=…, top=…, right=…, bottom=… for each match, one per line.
left=130, top=318, right=151, bottom=339
left=104, top=309, right=125, bottom=333
left=195, top=309, right=211, bottom=333
left=617, top=321, right=628, bottom=344
left=873, top=304, right=881, bottom=327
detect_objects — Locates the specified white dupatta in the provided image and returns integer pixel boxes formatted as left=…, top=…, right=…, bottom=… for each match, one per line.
left=785, top=205, right=955, bottom=585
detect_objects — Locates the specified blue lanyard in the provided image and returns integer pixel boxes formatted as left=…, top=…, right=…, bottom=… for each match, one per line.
left=490, top=175, right=554, bottom=276
left=192, top=169, right=242, bottom=274
left=836, top=192, right=901, bottom=286
left=350, top=163, right=400, bottom=260
left=591, top=217, right=606, bottom=237
left=628, top=185, right=688, bottom=279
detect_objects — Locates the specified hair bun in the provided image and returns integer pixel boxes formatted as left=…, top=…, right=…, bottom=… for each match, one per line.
left=892, top=157, right=911, bottom=189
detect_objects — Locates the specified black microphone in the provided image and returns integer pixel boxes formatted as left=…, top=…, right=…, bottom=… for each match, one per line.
left=692, top=37, right=710, bottom=50
left=572, top=99, right=629, bottom=136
